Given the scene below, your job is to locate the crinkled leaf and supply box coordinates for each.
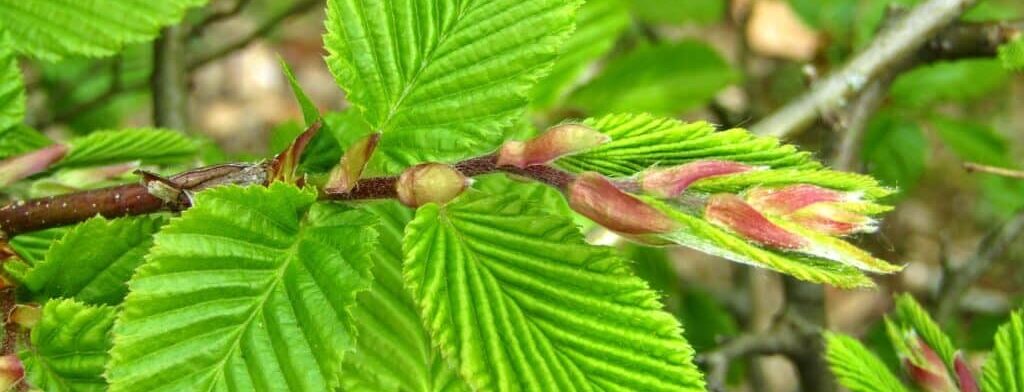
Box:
[19,299,116,392]
[887,294,958,369]
[107,184,378,391]
[983,310,1024,391]
[0,0,208,61]
[57,129,198,169]
[568,42,738,115]
[324,0,580,174]
[998,37,1024,71]
[16,216,161,305]
[531,0,629,109]
[341,201,469,392]
[825,332,910,392]
[471,174,573,218]
[890,59,1009,109]
[403,190,705,391]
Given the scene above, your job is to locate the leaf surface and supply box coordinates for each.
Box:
[0,45,50,159]
[58,129,198,168]
[825,332,909,392]
[983,310,1024,392]
[20,299,116,392]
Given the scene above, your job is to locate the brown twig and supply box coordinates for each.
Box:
[963,162,1024,179]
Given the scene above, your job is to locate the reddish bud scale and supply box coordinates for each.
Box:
[904,359,954,392]
[325,132,381,194]
[0,355,22,389]
[640,160,755,198]
[567,172,676,235]
[789,203,874,236]
[954,353,979,392]
[0,144,68,187]
[496,124,610,168]
[746,184,845,215]
[705,194,806,250]
[268,121,321,184]
[396,163,468,208]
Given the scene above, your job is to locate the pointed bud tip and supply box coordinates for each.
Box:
[0,144,69,186]
[954,352,979,392]
[325,132,381,194]
[496,124,609,168]
[705,194,806,250]
[397,163,468,208]
[568,172,676,235]
[746,184,847,215]
[269,121,322,184]
[641,160,755,198]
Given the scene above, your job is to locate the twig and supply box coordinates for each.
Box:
[934,211,1024,324]
[153,26,190,130]
[830,77,891,172]
[781,277,835,391]
[187,0,322,70]
[698,324,803,392]
[0,154,576,237]
[963,162,1024,179]
[189,0,254,38]
[751,0,983,138]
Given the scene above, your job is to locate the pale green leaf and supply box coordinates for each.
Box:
[888,294,957,369]
[631,0,725,24]
[403,191,705,391]
[0,0,208,61]
[341,201,469,392]
[107,184,378,391]
[18,216,162,305]
[58,128,198,168]
[324,0,580,173]
[471,174,573,218]
[890,59,1009,108]
[999,37,1024,71]
[531,0,630,109]
[0,45,51,158]
[824,332,909,392]
[983,310,1024,392]
[568,42,739,115]
[20,299,116,392]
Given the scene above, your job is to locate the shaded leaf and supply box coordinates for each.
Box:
[58,129,198,169]
[890,59,1009,109]
[862,111,927,194]
[20,299,115,392]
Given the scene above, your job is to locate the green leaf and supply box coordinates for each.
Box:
[403,191,705,391]
[862,111,927,194]
[569,42,738,115]
[888,294,958,368]
[107,184,378,391]
[0,0,208,61]
[998,37,1024,71]
[7,227,68,266]
[341,201,469,392]
[531,0,630,109]
[280,58,321,126]
[17,216,161,305]
[890,59,1009,109]
[824,332,909,392]
[0,45,50,159]
[930,115,1010,166]
[631,0,725,24]
[324,0,580,173]
[58,129,198,169]
[983,310,1024,392]
[20,299,116,392]
[471,174,573,218]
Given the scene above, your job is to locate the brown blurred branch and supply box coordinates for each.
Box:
[934,211,1024,324]
[751,0,1017,138]
[964,162,1024,179]
[699,325,803,392]
[187,0,323,70]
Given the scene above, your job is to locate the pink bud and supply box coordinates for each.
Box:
[904,359,955,392]
[746,184,846,215]
[0,144,68,186]
[396,163,468,208]
[10,304,39,328]
[325,133,380,194]
[567,172,677,235]
[954,352,979,392]
[268,121,321,184]
[496,124,610,168]
[0,355,23,389]
[705,194,806,250]
[788,203,875,236]
[640,160,755,198]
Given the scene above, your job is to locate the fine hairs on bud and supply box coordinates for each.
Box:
[567,172,676,235]
[496,123,610,168]
[396,163,468,208]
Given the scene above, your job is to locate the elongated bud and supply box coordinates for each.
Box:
[567,172,676,235]
[268,121,321,184]
[789,202,876,236]
[746,184,846,215]
[0,144,68,187]
[641,160,755,198]
[325,133,380,194]
[904,336,955,392]
[954,353,979,392]
[497,124,609,168]
[705,194,806,250]
[397,163,468,207]
[0,355,23,390]
[10,304,39,328]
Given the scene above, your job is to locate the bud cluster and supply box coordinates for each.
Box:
[898,334,978,392]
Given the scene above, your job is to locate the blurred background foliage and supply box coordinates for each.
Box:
[10,0,1024,389]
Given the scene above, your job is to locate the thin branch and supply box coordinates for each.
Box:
[153,26,190,130]
[934,211,1024,324]
[963,162,1024,179]
[751,0,988,138]
[830,77,891,172]
[187,0,322,70]
[189,0,254,38]
[698,325,802,392]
